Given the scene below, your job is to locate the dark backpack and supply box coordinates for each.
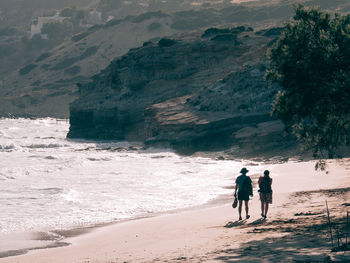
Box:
[241,177,253,196]
[259,177,272,193]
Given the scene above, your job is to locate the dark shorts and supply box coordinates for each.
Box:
[238,191,249,201]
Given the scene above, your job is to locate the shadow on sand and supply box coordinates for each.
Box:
[214,225,350,262]
[216,187,350,262]
[224,220,246,228]
[225,218,266,228]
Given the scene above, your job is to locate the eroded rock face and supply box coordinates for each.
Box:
[143,95,277,153]
[68,29,295,154]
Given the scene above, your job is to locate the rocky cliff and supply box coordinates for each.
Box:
[67,27,298,155]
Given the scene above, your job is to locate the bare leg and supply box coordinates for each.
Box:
[238,200,243,220]
[261,201,265,217]
[244,200,249,218]
[264,202,269,217]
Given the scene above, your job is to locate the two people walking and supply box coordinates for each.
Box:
[234,167,273,220]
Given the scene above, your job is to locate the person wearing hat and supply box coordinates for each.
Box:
[234,167,253,220]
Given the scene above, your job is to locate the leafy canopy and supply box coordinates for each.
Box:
[266,5,350,161]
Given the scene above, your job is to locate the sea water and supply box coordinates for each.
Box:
[0,118,261,253]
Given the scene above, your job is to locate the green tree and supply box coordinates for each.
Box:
[266,5,350,165]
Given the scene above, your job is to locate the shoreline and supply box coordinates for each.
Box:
[0,189,234,259]
[1,159,349,262]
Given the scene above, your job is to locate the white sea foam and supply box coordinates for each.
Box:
[0,118,264,252]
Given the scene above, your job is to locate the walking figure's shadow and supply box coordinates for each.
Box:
[248,218,266,226]
[224,220,245,228]
[225,218,266,228]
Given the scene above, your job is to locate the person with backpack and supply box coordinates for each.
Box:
[258,170,273,218]
[234,167,253,220]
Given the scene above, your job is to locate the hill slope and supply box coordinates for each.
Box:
[1,0,349,118]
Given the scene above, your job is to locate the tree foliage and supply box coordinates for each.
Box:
[266,5,350,161]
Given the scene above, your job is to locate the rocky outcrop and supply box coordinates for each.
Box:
[67,28,297,155]
[143,95,277,153]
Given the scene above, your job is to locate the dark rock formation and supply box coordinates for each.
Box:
[68,29,296,155]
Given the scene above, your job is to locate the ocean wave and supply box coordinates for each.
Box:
[61,189,81,203]
[0,118,244,248]
[44,156,57,160]
[0,173,16,180]
[87,157,112,161]
[0,144,16,151]
[38,188,64,195]
[23,143,63,149]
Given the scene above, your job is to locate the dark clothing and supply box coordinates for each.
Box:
[238,191,250,201]
[235,174,252,201]
[235,174,249,190]
[258,176,272,193]
[258,176,273,204]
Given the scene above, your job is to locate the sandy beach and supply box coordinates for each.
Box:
[1,159,350,263]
